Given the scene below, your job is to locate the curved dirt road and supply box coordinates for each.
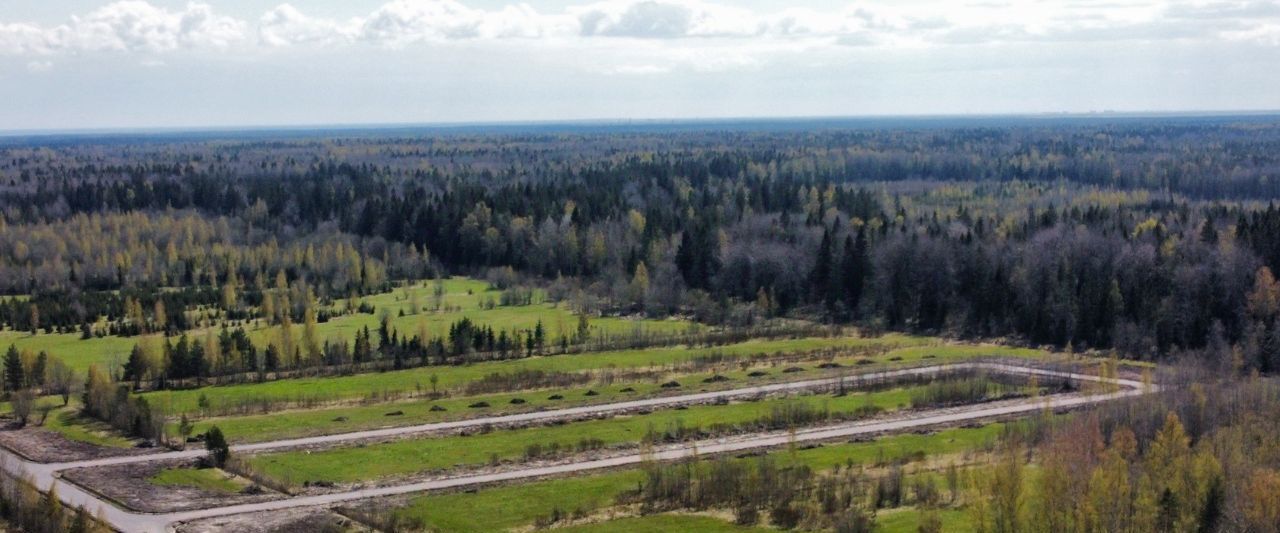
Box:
[0,362,1152,532]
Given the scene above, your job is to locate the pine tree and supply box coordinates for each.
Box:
[4,344,24,393]
[534,320,546,354]
[123,344,147,389]
[205,426,230,468]
[264,343,280,371]
[842,227,869,317]
[1200,216,1218,244]
[31,351,47,388]
[577,313,590,342]
[810,228,833,305]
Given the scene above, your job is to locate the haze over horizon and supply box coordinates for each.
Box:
[3,0,1278,131]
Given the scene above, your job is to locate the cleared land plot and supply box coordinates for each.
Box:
[373,423,1005,532]
[143,334,938,414]
[169,341,1046,443]
[554,514,771,532]
[238,375,1037,487]
[62,460,282,514]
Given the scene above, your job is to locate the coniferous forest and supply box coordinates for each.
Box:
[4,117,1280,533]
[3,117,1280,365]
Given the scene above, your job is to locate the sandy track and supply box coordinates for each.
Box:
[0,362,1151,533]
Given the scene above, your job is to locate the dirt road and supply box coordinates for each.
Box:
[0,361,1152,532]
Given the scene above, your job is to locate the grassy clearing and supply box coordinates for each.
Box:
[171,345,901,443]
[555,514,770,532]
[148,468,244,494]
[40,331,1048,448]
[143,334,936,414]
[170,338,1044,440]
[244,385,934,485]
[876,506,974,532]
[311,277,692,346]
[0,396,134,448]
[0,278,690,375]
[561,508,971,533]
[43,403,136,448]
[385,423,1005,532]
[0,329,137,374]
[245,381,1021,486]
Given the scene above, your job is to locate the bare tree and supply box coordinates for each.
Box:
[47,358,76,406]
[10,389,35,427]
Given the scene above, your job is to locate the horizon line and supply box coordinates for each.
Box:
[4,109,1280,139]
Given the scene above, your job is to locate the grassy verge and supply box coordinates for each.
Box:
[43,403,136,448]
[149,468,244,494]
[381,423,1006,532]
[556,514,771,532]
[144,334,938,414]
[241,373,1044,487]
[38,336,1051,451]
[172,340,1045,443]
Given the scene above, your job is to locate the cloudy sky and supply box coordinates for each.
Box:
[1,0,1278,130]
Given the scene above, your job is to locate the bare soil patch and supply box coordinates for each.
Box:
[176,507,370,533]
[62,459,285,513]
[0,426,146,463]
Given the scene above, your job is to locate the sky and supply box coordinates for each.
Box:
[1,0,1278,131]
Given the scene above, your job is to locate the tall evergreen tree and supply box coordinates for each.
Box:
[123,344,147,389]
[841,227,869,317]
[810,229,833,306]
[3,344,23,393]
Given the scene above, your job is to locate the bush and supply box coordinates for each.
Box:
[10,389,34,427]
[205,426,230,468]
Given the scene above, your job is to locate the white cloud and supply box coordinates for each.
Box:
[256,1,570,47]
[0,1,244,55]
[57,1,244,52]
[2,0,1279,58]
[357,0,484,44]
[1,22,57,55]
[575,0,762,38]
[259,4,354,47]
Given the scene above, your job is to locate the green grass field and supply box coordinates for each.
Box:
[877,506,974,532]
[555,514,770,532]
[44,402,135,448]
[385,422,1006,532]
[166,338,1046,444]
[142,334,935,414]
[170,340,927,443]
[149,468,244,494]
[315,277,693,345]
[243,385,932,485]
[0,329,138,374]
[558,508,972,533]
[0,277,691,374]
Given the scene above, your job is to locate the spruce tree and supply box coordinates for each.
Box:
[841,227,869,317]
[3,344,24,393]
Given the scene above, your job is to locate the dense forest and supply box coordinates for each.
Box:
[3,117,1280,368]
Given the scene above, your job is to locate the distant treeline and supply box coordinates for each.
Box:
[3,120,1280,364]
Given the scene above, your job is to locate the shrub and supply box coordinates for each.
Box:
[205,426,230,468]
